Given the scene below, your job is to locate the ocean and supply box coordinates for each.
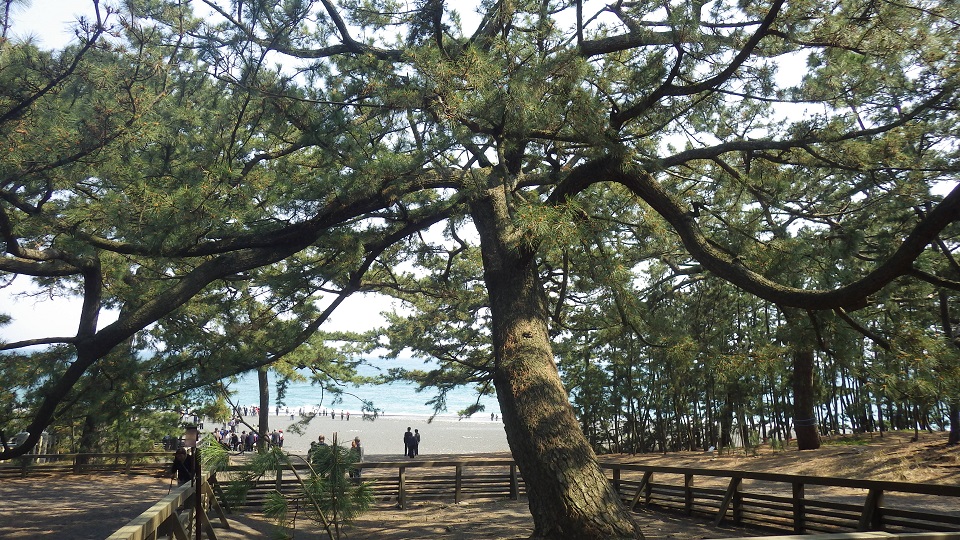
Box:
[223,357,502,421]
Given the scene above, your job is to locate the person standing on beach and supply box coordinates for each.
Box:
[414,429,421,456]
[403,427,413,457]
[349,437,363,480]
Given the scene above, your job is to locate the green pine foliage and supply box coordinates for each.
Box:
[225,441,371,540]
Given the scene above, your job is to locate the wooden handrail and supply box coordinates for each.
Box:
[597,463,960,535]
[595,463,960,497]
[107,475,229,540]
[0,451,172,478]
[7,451,959,537]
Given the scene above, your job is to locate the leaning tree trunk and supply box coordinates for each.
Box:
[470,190,641,540]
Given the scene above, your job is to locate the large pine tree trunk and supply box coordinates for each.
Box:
[77,413,101,465]
[471,191,641,540]
[780,309,821,451]
[792,349,821,450]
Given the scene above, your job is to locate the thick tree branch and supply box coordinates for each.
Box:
[550,156,960,311]
[0,194,460,460]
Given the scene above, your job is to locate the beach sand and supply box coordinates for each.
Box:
[223,413,511,457]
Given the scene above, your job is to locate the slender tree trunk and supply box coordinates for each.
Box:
[948,404,959,446]
[876,392,886,436]
[471,190,641,540]
[257,367,270,451]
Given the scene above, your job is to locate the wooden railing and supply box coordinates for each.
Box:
[217,459,960,536]
[0,451,170,478]
[106,475,230,540]
[214,458,524,510]
[599,463,960,535]
[5,452,959,537]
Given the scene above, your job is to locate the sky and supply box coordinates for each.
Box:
[7,0,94,49]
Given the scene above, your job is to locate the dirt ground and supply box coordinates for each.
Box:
[1,431,957,539]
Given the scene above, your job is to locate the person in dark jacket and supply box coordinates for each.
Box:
[403,427,414,458]
[170,448,194,485]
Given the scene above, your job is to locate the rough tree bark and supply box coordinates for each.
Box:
[777,308,822,451]
[792,349,822,450]
[470,187,641,540]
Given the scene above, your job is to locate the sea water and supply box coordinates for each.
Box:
[223,357,502,421]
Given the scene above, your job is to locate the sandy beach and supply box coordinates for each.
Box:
[220,413,511,457]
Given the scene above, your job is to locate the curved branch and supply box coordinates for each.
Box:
[199,0,402,61]
[834,307,891,351]
[652,81,956,172]
[611,0,785,129]
[0,197,460,460]
[550,156,960,311]
[0,336,78,350]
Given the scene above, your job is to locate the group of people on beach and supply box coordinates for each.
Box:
[403,427,421,458]
[308,434,364,479]
[210,424,285,453]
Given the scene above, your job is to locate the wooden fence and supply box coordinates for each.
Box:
[4,452,959,538]
[213,458,524,510]
[0,451,170,478]
[216,459,960,536]
[599,463,960,535]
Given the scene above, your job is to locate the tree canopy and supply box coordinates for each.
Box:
[1,0,959,538]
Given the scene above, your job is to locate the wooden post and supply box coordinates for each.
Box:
[195,447,201,540]
[509,464,518,500]
[455,464,463,503]
[203,478,230,529]
[792,481,805,534]
[859,488,884,531]
[398,465,407,509]
[714,476,742,526]
[157,510,190,540]
[612,467,622,497]
[629,471,653,511]
[684,473,695,515]
[732,476,743,524]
